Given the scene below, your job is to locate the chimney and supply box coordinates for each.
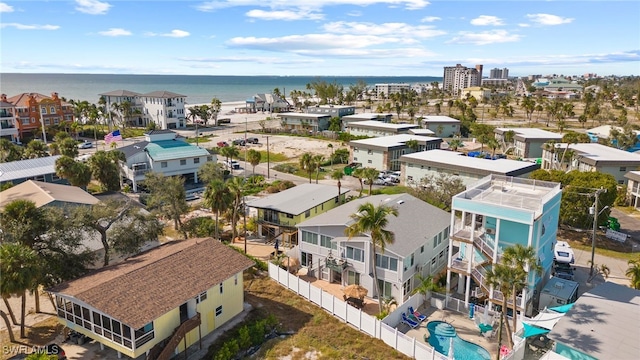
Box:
[0,94,6,102]
[51,92,59,100]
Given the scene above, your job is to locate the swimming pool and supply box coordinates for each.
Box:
[426,321,491,360]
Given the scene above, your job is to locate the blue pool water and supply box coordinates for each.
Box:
[426,321,491,360]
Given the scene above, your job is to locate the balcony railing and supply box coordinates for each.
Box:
[449,252,470,274]
[0,111,13,118]
[149,312,201,360]
[474,234,496,260]
[258,217,296,227]
[1,121,15,129]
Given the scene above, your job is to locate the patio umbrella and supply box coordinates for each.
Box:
[286,257,300,270]
[343,284,368,299]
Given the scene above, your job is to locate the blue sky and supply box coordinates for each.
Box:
[1,0,638,76]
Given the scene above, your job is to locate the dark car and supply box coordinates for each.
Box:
[246,137,259,144]
[232,139,246,146]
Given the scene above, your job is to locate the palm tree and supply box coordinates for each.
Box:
[247,149,262,175]
[411,274,441,308]
[299,152,314,183]
[210,97,222,126]
[486,138,500,158]
[362,167,379,196]
[405,139,419,153]
[203,179,232,240]
[312,154,325,183]
[344,202,398,312]
[55,156,92,188]
[24,140,49,159]
[448,137,464,152]
[485,263,516,349]
[0,242,40,338]
[227,177,246,245]
[626,256,640,289]
[331,169,344,204]
[501,244,542,334]
[352,167,365,197]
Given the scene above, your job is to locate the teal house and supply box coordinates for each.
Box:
[446,174,562,316]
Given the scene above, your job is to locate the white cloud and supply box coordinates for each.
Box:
[98,28,132,36]
[245,9,324,21]
[0,2,14,12]
[196,0,430,12]
[421,16,441,23]
[448,30,521,45]
[0,23,60,30]
[347,10,362,17]
[322,21,446,39]
[75,0,111,15]
[470,15,504,26]
[180,56,324,65]
[518,23,530,28]
[163,29,190,38]
[526,13,573,26]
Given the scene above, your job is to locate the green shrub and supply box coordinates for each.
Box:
[272,163,298,173]
[237,325,252,349]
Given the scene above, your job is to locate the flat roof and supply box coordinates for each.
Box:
[0,180,99,209]
[0,155,62,182]
[342,113,393,120]
[350,134,441,149]
[453,174,561,214]
[144,140,210,161]
[556,143,640,165]
[496,128,563,140]
[547,282,640,360]
[587,125,640,138]
[349,120,419,130]
[247,183,349,215]
[49,238,254,329]
[421,116,461,124]
[277,112,331,119]
[297,193,450,257]
[409,129,436,135]
[625,170,640,183]
[400,150,539,175]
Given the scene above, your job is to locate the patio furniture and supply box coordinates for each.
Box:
[344,296,364,309]
[402,312,419,328]
[409,306,427,322]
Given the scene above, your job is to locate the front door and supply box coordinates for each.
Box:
[179,303,188,323]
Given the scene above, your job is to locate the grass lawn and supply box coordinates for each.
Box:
[366,185,412,196]
[184,135,214,144]
[236,150,289,163]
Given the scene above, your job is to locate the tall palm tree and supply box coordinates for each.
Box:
[485,263,516,349]
[501,244,542,334]
[362,167,379,196]
[210,98,222,126]
[352,167,365,197]
[247,149,262,175]
[448,137,464,152]
[331,169,344,204]
[299,152,314,183]
[626,256,640,289]
[405,139,419,153]
[203,179,232,240]
[227,177,246,244]
[344,202,398,312]
[312,154,325,183]
[486,138,500,158]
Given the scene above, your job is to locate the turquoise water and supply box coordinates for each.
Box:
[427,321,491,360]
[0,73,441,104]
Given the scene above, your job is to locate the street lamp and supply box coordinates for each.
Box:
[589,188,608,276]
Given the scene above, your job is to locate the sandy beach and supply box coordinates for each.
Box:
[186,100,277,127]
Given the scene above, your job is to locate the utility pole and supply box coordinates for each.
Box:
[590,187,607,276]
[244,117,248,254]
[265,135,270,179]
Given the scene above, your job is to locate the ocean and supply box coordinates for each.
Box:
[0,73,441,105]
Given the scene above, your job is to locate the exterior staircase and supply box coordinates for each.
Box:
[147,313,201,360]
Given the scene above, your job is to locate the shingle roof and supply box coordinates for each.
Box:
[0,180,99,209]
[140,90,187,98]
[7,93,50,107]
[117,141,149,159]
[547,282,640,360]
[247,183,349,215]
[98,90,142,97]
[297,193,451,257]
[48,238,254,329]
[144,140,210,161]
[0,155,61,182]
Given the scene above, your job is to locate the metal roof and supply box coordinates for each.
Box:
[547,282,640,360]
[421,116,461,124]
[247,183,349,215]
[0,155,61,182]
[495,128,563,140]
[350,134,441,149]
[349,121,419,130]
[144,140,210,161]
[297,193,451,257]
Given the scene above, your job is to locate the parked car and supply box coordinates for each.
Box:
[217,141,229,147]
[365,177,391,186]
[78,140,93,149]
[226,160,240,169]
[554,241,575,264]
[246,137,259,144]
[232,139,246,146]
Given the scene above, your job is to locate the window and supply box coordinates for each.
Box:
[368,150,373,155]
[410,253,415,266]
[161,162,168,168]
[305,209,311,218]
[195,291,207,303]
[375,254,398,271]
[219,283,223,294]
[301,251,313,266]
[420,245,424,253]
[353,157,358,161]
[320,235,336,249]
[335,196,339,204]
[377,279,393,298]
[403,279,412,296]
[194,158,200,164]
[22,118,29,125]
[215,306,222,316]
[620,167,626,172]
[234,274,238,285]
[301,231,318,245]
[286,213,294,218]
[180,159,187,166]
[31,117,36,123]
[41,107,47,114]
[367,160,372,164]
[50,106,55,113]
[346,270,360,285]
[346,246,364,262]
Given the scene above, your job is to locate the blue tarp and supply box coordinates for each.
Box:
[522,323,550,338]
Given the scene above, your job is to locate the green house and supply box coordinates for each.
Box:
[248,183,349,247]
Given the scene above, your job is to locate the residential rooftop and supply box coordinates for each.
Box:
[547,282,640,360]
[342,113,393,120]
[297,193,451,257]
[0,180,99,209]
[348,120,419,130]
[495,128,563,140]
[555,143,640,164]
[140,90,187,98]
[277,112,331,119]
[400,150,539,176]
[48,238,254,329]
[625,170,640,183]
[247,183,349,215]
[421,116,461,124]
[350,134,442,149]
[587,124,640,138]
[144,140,210,161]
[0,155,62,182]
[98,90,142,97]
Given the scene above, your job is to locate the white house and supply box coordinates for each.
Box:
[421,116,461,137]
[277,113,331,132]
[297,193,451,304]
[341,113,393,131]
[400,149,540,187]
[118,130,214,191]
[139,91,187,130]
[346,121,419,137]
[625,171,640,210]
[350,134,442,171]
[374,84,411,99]
[0,95,19,143]
[541,143,640,184]
[306,105,356,118]
[494,128,563,159]
[245,93,291,113]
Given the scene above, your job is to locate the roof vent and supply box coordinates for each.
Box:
[397,200,404,205]
[554,282,564,289]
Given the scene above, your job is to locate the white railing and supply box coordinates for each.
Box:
[474,235,495,259]
[268,263,446,359]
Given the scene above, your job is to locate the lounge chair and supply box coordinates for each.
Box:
[409,306,427,322]
[401,312,419,328]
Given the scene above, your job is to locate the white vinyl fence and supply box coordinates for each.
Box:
[268,263,448,359]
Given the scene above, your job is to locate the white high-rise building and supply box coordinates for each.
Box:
[489,68,509,79]
[443,64,483,96]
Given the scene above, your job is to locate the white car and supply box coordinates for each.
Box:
[226,160,240,170]
[78,141,93,149]
[554,241,575,264]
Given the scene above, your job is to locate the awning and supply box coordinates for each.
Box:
[522,323,550,338]
[523,309,565,333]
[549,303,574,313]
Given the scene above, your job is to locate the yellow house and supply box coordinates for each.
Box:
[461,86,490,100]
[248,183,349,247]
[48,238,254,359]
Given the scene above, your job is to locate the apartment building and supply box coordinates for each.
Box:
[350,134,442,171]
[374,83,411,99]
[489,68,509,79]
[443,64,483,96]
[99,90,187,130]
[346,121,419,137]
[0,95,19,143]
[5,92,74,140]
[494,128,563,159]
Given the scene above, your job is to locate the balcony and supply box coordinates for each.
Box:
[0,111,13,118]
[1,121,15,129]
[448,252,470,275]
[258,217,296,228]
[325,255,348,272]
[451,224,483,244]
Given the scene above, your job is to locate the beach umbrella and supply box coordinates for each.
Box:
[343,284,368,299]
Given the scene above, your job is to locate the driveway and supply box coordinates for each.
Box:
[610,208,640,242]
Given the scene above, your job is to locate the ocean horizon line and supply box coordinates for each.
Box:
[2,72,444,78]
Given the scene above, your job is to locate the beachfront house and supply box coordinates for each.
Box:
[0,180,99,210]
[0,94,19,143]
[400,150,540,187]
[277,113,331,133]
[346,121,419,137]
[99,90,144,127]
[494,128,563,159]
[341,113,393,131]
[447,175,562,316]
[247,184,349,248]
[245,93,291,113]
[296,193,451,304]
[0,155,65,187]
[48,238,254,360]
[139,91,187,129]
[117,130,214,192]
[349,134,442,171]
[5,92,74,141]
[541,143,640,184]
[421,116,461,137]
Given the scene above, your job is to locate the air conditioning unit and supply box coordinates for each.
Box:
[486,228,496,235]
